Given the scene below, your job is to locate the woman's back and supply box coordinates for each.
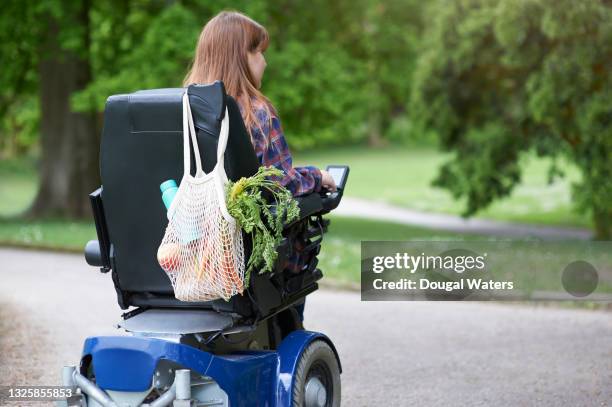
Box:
[183,9,337,323]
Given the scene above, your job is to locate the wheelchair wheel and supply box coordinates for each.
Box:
[292,340,341,407]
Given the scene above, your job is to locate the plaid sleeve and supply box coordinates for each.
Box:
[251,107,322,197]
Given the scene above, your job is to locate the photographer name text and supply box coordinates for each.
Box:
[369,252,514,292]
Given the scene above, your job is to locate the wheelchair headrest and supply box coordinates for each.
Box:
[99,81,259,296]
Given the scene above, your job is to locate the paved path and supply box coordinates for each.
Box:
[335,197,592,240]
[1,248,610,406]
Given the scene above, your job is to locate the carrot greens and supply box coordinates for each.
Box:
[226,166,300,286]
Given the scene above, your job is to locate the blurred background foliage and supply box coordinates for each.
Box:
[411,0,612,238]
[1,0,426,153]
[0,0,610,237]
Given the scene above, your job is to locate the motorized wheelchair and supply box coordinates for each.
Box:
[57,82,349,406]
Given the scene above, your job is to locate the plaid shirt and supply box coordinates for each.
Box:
[240,101,322,273]
[246,104,323,196]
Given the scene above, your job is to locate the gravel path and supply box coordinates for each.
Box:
[335,197,592,240]
[1,248,610,406]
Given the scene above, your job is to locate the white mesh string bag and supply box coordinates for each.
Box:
[156,91,245,302]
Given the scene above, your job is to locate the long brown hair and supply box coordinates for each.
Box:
[183,11,274,146]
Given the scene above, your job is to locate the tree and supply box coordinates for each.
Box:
[31,2,100,218]
[411,0,612,239]
[1,1,101,218]
[0,0,200,218]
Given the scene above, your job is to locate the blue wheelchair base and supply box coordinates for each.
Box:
[79,330,341,406]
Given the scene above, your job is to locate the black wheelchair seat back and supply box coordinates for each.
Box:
[93,81,326,318]
[99,82,261,313]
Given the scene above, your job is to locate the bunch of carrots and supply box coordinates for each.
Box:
[225,166,300,287]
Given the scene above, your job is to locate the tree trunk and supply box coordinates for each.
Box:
[366,79,388,148]
[26,6,99,219]
[592,208,611,240]
[367,111,388,148]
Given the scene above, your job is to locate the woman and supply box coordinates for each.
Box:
[183,10,337,323]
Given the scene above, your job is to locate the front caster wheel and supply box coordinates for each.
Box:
[292,340,341,407]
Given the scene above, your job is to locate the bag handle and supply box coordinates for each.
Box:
[215,105,230,171]
[183,91,230,178]
[182,91,203,177]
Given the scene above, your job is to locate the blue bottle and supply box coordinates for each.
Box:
[160,179,178,210]
[160,179,199,245]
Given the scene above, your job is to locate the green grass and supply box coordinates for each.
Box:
[0,217,96,251]
[294,144,591,228]
[0,156,38,217]
[0,158,97,251]
[0,146,591,229]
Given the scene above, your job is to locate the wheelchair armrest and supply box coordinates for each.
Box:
[319,189,343,213]
[268,193,324,229]
[86,187,112,273]
[295,193,324,221]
